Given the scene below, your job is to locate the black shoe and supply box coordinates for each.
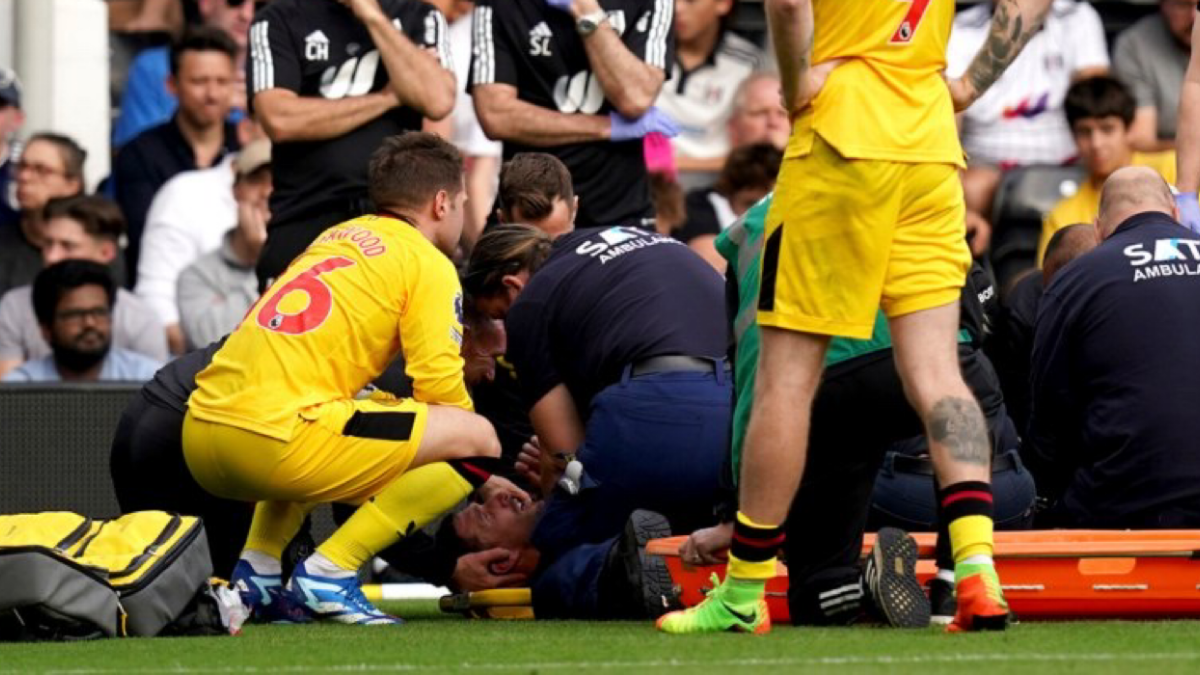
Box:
[863,528,931,628]
[602,509,683,619]
[927,576,956,626]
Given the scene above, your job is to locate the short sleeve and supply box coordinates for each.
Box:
[1065,3,1110,73]
[468,0,520,89]
[1113,30,1155,108]
[248,6,301,100]
[504,296,562,407]
[405,4,455,72]
[624,0,675,72]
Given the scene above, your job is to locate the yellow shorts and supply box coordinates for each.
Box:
[759,134,971,339]
[182,397,429,506]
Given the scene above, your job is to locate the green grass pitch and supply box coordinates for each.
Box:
[4,602,1200,674]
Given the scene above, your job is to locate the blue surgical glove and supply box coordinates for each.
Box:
[545,0,573,11]
[609,107,680,142]
[1176,191,1200,234]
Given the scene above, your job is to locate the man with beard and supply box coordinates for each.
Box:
[2,260,161,382]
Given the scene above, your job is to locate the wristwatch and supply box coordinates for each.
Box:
[576,10,609,37]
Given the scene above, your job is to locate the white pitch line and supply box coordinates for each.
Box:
[9,652,1200,675]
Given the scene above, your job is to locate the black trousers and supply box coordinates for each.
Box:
[785,346,1016,625]
[109,391,253,579]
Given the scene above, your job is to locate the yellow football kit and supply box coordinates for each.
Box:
[183,214,470,505]
[761,0,971,339]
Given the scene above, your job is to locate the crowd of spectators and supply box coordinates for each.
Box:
[4,0,1200,611]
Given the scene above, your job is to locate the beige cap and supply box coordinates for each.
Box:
[233,138,271,176]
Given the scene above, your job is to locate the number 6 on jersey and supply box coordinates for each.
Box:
[256,256,356,335]
[890,0,932,44]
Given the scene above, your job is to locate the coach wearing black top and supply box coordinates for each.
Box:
[247,0,454,287]
[470,0,677,230]
[466,224,729,617]
[1029,167,1200,529]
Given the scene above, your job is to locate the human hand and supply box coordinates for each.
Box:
[786,59,843,117]
[678,522,733,567]
[451,548,528,591]
[610,107,680,142]
[945,76,977,113]
[965,210,992,258]
[334,0,387,24]
[1176,192,1200,234]
[515,436,544,494]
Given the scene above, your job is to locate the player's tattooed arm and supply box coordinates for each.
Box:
[949,0,1053,112]
[765,0,815,114]
[929,397,991,467]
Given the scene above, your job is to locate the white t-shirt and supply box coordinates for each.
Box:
[134,158,236,325]
[947,0,1109,167]
[450,14,502,158]
[657,31,765,160]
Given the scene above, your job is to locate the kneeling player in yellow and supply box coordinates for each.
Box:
[182,133,506,625]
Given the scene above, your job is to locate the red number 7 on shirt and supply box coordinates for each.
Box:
[889,0,932,44]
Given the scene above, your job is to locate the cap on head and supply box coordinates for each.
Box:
[234,138,271,177]
[0,67,22,109]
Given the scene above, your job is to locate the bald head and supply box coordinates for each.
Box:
[1043,223,1099,286]
[1096,166,1176,239]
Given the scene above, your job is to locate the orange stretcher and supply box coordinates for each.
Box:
[646,530,1200,622]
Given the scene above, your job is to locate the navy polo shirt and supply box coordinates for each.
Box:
[505,226,726,413]
[1028,211,1200,526]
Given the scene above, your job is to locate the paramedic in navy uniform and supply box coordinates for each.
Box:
[469,0,677,230]
[464,223,730,617]
[1028,167,1200,529]
[247,0,455,288]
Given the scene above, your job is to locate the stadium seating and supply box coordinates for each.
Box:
[988,165,1088,296]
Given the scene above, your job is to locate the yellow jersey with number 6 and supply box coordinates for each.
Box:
[188,215,472,442]
[791,0,963,167]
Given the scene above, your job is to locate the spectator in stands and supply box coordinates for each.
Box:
[674,142,782,271]
[1114,0,1194,152]
[0,68,25,229]
[113,0,256,149]
[726,72,790,153]
[0,196,167,379]
[948,0,1109,250]
[657,0,765,172]
[176,151,270,350]
[113,27,241,287]
[1029,167,1200,528]
[2,261,161,383]
[248,0,455,290]
[471,0,678,231]
[0,133,87,296]
[136,138,270,354]
[1038,77,1175,264]
[494,153,577,238]
[1175,0,1200,233]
